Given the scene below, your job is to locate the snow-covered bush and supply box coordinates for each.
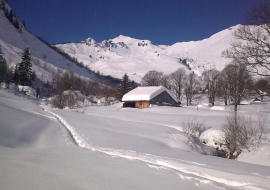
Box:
[18,85,36,97]
[52,91,78,109]
[96,96,119,106]
[200,129,227,157]
[52,95,67,109]
[0,82,8,89]
[73,91,85,102]
[88,95,99,103]
[52,90,96,109]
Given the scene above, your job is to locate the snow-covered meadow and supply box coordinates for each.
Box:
[1,89,270,190]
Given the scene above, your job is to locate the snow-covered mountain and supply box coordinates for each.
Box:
[55,26,236,83]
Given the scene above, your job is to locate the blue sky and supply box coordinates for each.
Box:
[9,0,256,45]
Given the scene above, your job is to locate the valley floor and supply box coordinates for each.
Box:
[0,90,270,190]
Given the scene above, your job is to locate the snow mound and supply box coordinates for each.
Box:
[200,128,224,148]
[18,85,36,97]
[210,106,226,111]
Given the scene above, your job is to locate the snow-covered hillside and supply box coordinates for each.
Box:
[0,7,96,83]
[55,26,236,83]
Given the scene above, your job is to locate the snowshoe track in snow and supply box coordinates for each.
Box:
[43,107,269,190]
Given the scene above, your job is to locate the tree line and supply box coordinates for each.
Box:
[0,46,34,87]
[0,0,25,33]
[141,65,269,111]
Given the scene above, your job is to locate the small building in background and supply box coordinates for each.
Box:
[122,86,179,108]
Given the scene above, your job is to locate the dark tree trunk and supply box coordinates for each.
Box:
[234,104,238,112]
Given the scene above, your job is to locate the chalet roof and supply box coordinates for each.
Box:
[122,86,178,102]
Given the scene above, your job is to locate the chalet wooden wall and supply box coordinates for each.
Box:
[135,101,149,108]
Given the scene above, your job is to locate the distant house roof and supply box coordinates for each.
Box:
[122,86,178,102]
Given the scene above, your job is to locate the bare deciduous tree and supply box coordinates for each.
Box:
[222,63,252,111]
[222,0,270,76]
[182,118,206,138]
[160,74,171,90]
[202,69,221,106]
[222,111,267,159]
[253,78,269,101]
[184,72,198,106]
[170,68,187,100]
[141,70,164,86]
[218,71,230,105]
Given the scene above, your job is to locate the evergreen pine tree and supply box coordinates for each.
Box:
[23,20,26,28]
[0,0,5,11]
[13,64,19,85]
[4,8,8,18]
[118,73,131,99]
[13,16,20,30]
[8,9,13,22]
[18,47,33,86]
[0,46,8,83]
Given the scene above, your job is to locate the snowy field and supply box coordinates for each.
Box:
[0,90,270,190]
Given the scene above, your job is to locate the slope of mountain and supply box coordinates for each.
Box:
[55,27,237,83]
[0,6,96,84]
[165,27,235,72]
[55,36,186,83]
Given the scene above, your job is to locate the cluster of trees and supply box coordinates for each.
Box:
[219,0,270,159]
[0,46,34,87]
[0,0,24,33]
[50,68,121,99]
[141,64,269,111]
[51,70,100,96]
[14,47,35,86]
[201,63,254,111]
[141,69,200,106]
[50,69,120,108]
[0,46,12,84]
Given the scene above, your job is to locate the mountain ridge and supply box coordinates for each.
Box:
[54,26,237,82]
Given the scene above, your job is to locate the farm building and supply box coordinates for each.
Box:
[122,86,179,108]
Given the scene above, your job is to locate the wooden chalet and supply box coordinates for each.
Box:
[122,86,179,108]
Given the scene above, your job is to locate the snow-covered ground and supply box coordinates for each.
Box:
[1,89,270,190]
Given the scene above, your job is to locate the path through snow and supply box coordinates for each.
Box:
[42,106,270,190]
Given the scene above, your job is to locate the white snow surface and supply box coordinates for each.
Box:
[122,86,178,102]
[1,90,270,190]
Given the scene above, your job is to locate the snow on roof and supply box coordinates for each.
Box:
[122,86,178,102]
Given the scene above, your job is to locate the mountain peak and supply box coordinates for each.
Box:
[81,37,96,46]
